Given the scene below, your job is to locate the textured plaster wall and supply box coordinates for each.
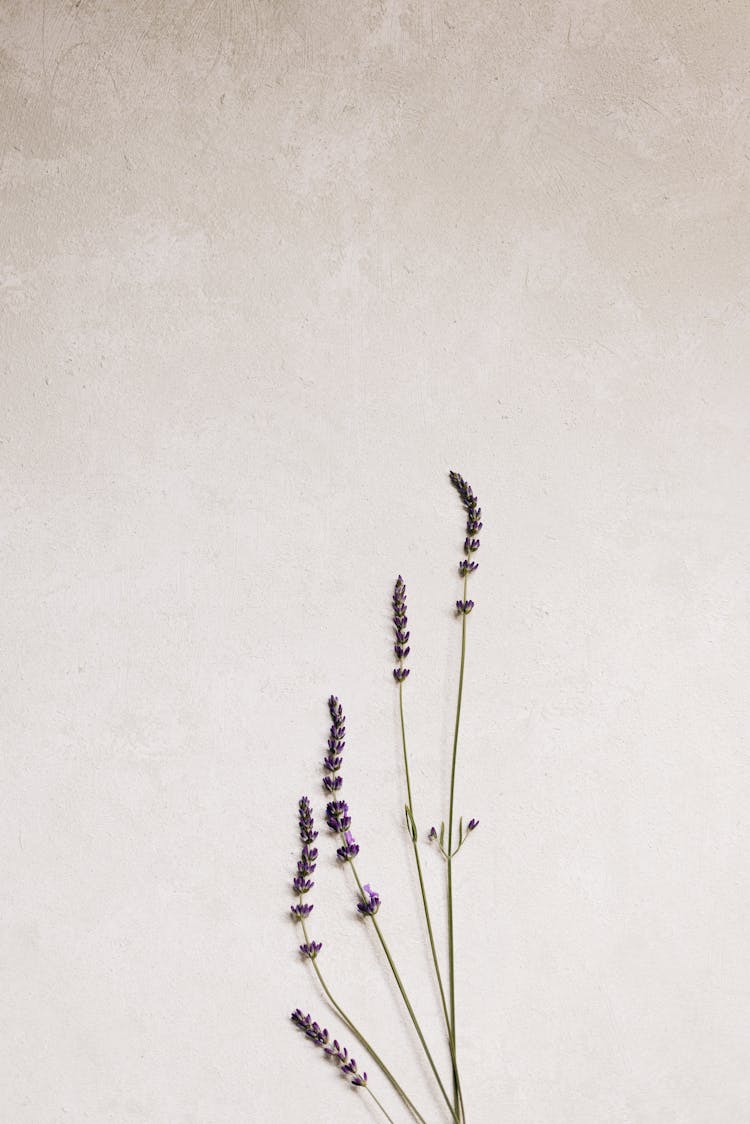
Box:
[1,2,749,1122]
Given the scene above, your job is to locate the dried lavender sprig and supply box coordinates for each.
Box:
[446,470,482,1122]
[323,696,460,1123]
[290,801,428,1124]
[290,1011,397,1123]
[392,574,462,1115]
[290,1010,367,1086]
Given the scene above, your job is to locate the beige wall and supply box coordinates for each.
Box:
[2,3,749,1121]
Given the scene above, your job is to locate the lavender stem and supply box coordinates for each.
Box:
[446,572,468,1121]
[298,902,428,1124]
[366,1088,398,1124]
[347,857,460,1124]
[399,679,466,1123]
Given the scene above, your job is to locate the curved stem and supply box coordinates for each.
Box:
[446,573,469,1120]
[348,860,460,1123]
[299,910,427,1124]
[399,682,465,1121]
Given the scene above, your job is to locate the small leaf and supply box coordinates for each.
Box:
[404,805,418,842]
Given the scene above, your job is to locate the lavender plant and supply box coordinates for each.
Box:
[289,471,482,1122]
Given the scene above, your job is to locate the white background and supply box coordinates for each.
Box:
[2,2,749,1122]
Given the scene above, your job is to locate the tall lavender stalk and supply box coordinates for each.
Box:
[393,577,464,1118]
[291,796,427,1123]
[323,696,460,1123]
[444,470,482,1121]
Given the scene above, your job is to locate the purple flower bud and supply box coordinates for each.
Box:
[456,599,475,614]
[459,558,479,574]
[290,902,314,918]
[357,883,381,915]
[428,826,438,840]
[393,667,410,681]
[467,818,479,831]
[298,796,318,844]
[293,874,314,894]
[336,829,360,861]
[342,1056,368,1086]
[297,844,317,874]
[326,799,351,833]
[324,1038,347,1062]
[323,774,343,792]
[299,940,322,959]
[291,1010,328,1047]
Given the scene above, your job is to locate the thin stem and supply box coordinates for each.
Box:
[399,682,465,1121]
[299,909,427,1124]
[348,860,460,1124]
[366,1087,398,1124]
[446,573,469,1120]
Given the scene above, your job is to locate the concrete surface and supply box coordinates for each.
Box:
[1,2,749,1121]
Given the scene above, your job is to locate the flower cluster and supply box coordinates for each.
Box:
[392,575,410,682]
[323,695,346,792]
[450,469,482,575]
[290,1010,368,1087]
[337,829,360,861]
[356,883,381,916]
[299,940,322,959]
[455,599,474,614]
[322,697,380,918]
[292,796,318,901]
[323,697,361,864]
[292,797,323,956]
[325,799,352,833]
[429,816,480,858]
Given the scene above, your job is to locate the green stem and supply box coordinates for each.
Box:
[348,860,460,1123]
[446,573,469,1120]
[399,682,466,1121]
[300,911,427,1124]
[366,1087,398,1124]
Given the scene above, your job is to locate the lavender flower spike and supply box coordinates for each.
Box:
[290,1010,368,1087]
[392,575,411,682]
[322,698,362,863]
[449,469,482,571]
[291,797,318,903]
